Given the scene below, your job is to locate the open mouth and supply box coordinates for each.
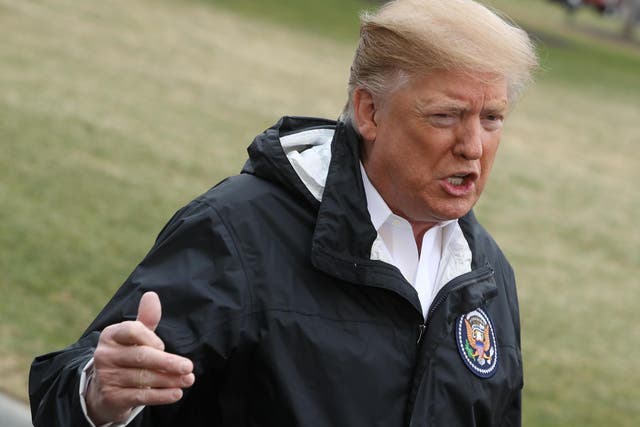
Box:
[447,174,470,186]
[442,172,479,196]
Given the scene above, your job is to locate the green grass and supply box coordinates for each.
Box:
[1,0,639,425]
[205,0,371,42]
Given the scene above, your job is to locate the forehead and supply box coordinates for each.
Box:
[395,70,509,110]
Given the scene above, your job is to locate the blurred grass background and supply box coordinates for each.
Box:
[1,0,639,425]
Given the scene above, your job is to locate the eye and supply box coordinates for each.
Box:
[428,113,457,127]
[481,114,504,131]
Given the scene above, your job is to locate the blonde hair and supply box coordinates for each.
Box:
[340,0,538,124]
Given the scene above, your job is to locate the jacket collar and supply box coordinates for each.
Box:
[243,116,377,268]
[244,116,495,315]
[311,121,378,266]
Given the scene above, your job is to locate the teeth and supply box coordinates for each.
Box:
[448,176,464,185]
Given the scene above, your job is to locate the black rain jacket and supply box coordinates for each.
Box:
[30,117,523,426]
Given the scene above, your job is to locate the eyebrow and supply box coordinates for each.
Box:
[415,97,508,115]
[415,97,465,112]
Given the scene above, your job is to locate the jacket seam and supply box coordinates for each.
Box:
[170,307,412,351]
[193,198,255,321]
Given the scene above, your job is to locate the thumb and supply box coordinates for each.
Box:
[136,291,162,332]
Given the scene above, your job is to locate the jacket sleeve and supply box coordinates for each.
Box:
[501,389,522,427]
[29,198,252,426]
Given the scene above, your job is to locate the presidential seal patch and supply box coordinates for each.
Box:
[456,308,498,378]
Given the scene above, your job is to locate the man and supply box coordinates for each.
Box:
[29,0,538,426]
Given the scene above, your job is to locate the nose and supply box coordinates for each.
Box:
[454,119,483,160]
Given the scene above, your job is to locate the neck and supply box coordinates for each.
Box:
[410,221,437,257]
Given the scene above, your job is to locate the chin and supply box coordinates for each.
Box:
[430,204,475,222]
[405,197,476,223]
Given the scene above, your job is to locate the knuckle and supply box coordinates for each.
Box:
[121,322,138,341]
[134,388,149,406]
[134,346,146,364]
[139,368,151,385]
[93,347,108,364]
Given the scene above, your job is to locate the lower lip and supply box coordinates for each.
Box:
[441,178,475,197]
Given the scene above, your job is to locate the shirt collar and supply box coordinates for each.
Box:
[360,163,393,231]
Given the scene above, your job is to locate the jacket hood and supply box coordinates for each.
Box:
[242,116,339,210]
[242,116,383,281]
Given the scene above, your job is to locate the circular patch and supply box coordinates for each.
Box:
[456,308,498,378]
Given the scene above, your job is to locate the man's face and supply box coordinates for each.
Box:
[356,70,509,226]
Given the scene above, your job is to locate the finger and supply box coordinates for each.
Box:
[100,367,195,390]
[100,385,186,409]
[136,291,162,332]
[109,321,165,349]
[96,344,193,375]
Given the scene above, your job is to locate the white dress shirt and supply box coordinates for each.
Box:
[360,163,457,318]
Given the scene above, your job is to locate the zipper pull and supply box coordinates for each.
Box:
[417,324,426,344]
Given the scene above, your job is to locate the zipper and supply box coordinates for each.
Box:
[416,264,494,345]
[416,324,426,344]
[408,264,494,426]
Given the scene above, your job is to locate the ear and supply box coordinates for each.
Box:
[353,87,378,143]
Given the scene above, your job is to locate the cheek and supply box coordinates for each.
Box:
[483,136,501,164]
[483,151,497,172]
[479,144,500,185]
[384,133,425,171]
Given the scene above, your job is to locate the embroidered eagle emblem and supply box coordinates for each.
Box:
[456,308,498,378]
[465,317,492,363]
